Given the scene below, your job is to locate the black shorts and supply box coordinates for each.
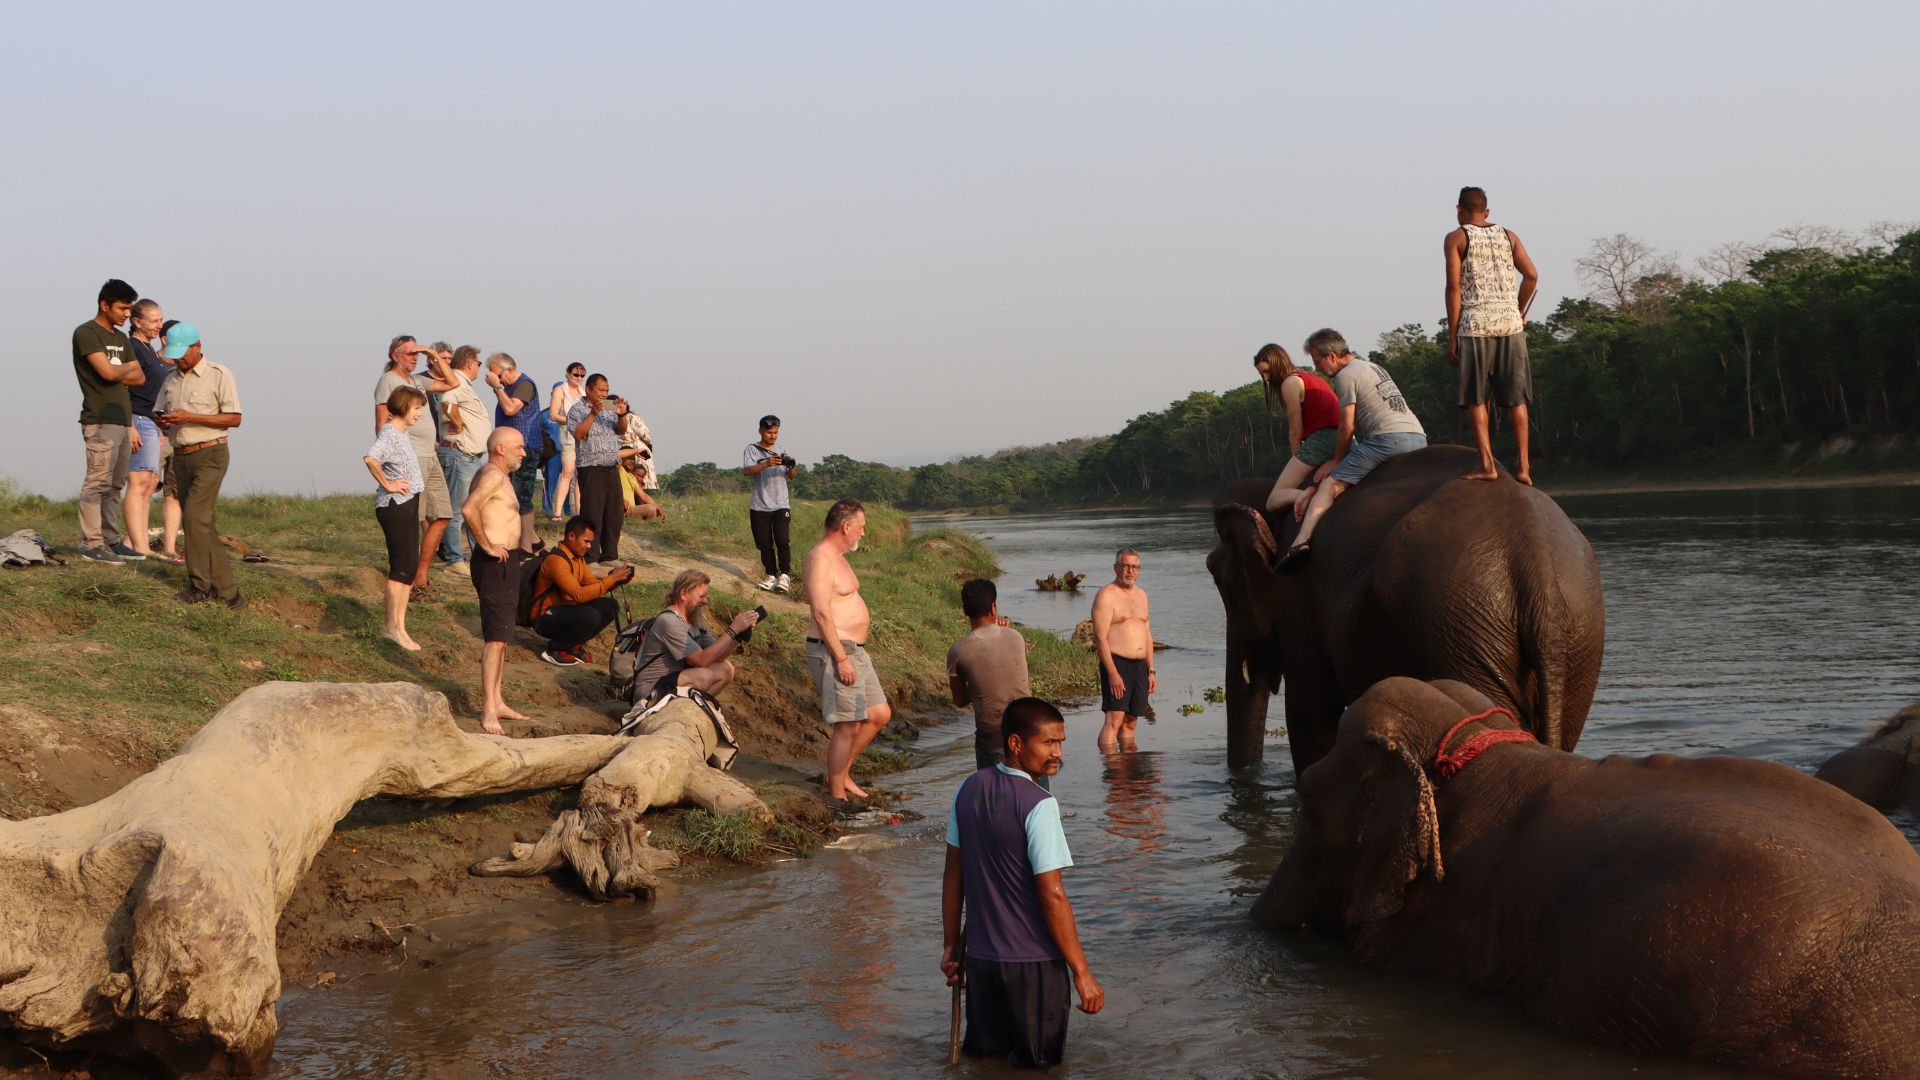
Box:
[963,956,1071,1068]
[470,547,524,644]
[375,498,420,584]
[1100,654,1150,717]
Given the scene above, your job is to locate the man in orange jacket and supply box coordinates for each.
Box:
[531,515,635,666]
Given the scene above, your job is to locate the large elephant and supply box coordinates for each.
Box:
[1815,701,1920,813]
[1208,445,1603,771]
[1254,676,1920,1077]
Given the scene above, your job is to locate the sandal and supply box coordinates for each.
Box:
[1275,542,1313,572]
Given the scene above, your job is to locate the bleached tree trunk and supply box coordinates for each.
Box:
[472,698,771,901]
[0,682,629,1076]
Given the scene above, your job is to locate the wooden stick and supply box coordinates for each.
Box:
[948,983,963,1065]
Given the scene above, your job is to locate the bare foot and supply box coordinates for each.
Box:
[844,779,870,800]
[1460,468,1500,481]
[500,706,532,722]
[481,715,507,736]
[1292,484,1316,523]
[1515,471,1534,486]
[384,630,422,652]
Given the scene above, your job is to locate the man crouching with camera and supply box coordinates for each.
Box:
[633,568,762,703]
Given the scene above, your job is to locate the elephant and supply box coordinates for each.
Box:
[1254,676,1920,1077]
[1208,445,1603,771]
[1815,701,1920,814]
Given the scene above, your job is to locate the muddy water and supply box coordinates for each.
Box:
[274,487,1920,1078]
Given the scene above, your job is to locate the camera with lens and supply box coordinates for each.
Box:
[735,604,769,645]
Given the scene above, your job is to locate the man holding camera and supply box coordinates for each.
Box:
[566,373,630,563]
[742,414,798,593]
[633,569,762,701]
[529,515,634,666]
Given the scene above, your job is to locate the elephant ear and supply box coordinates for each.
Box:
[1213,502,1279,566]
[1344,725,1445,927]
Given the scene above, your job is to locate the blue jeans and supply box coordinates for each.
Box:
[438,445,485,563]
[1331,432,1427,486]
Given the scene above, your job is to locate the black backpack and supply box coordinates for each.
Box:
[514,549,566,629]
[609,607,667,701]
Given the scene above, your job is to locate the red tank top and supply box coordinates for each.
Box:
[1292,371,1339,437]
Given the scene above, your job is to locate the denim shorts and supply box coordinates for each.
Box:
[130,415,163,474]
[1331,432,1427,486]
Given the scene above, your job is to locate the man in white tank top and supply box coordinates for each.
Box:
[1445,186,1540,484]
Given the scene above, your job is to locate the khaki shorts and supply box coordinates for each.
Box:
[805,640,887,725]
[417,451,453,521]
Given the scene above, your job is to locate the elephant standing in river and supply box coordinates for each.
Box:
[1208,446,1603,770]
[1256,677,1920,1078]
[1816,701,1920,813]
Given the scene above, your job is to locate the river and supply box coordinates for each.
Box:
[273,486,1920,1078]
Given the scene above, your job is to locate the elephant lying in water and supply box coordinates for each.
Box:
[1255,677,1920,1077]
[1815,702,1920,814]
[1208,445,1604,771]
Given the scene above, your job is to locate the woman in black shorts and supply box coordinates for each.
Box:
[365,385,428,651]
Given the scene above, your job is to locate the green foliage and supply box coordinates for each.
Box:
[662,810,765,862]
[856,746,913,774]
[1176,703,1204,716]
[1202,686,1225,704]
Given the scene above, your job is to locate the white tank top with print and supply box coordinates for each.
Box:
[1458,223,1524,338]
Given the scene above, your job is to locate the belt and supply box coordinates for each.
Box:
[437,441,481,454]
[806,637,866,648]
[177,437,227,455]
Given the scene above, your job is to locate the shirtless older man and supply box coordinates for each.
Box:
[805,497,892,801]
[462,427,533,735]
[1091,548,1155,751]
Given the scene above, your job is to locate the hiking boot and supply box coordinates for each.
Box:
[174,588,209,604]
[776,573,792,593]
[755,575,778,591]
[80,547,125,564]
[226,593,247,612]
[109,542,147,561]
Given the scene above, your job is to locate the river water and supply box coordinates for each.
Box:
[274,487,1920,1078]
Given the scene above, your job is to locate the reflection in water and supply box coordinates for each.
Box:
[1099,750,1168,858]
[1218,764,1297,898]
[809,852,900,1069]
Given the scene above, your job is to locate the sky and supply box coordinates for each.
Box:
[5,1,1915,496]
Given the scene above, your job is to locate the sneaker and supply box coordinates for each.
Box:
[775,573,792,593]
[540,649,581,667]
[755,575,778,591]
[80,547,125,564]
[226,593,247,612]
[109,542,147,561]
[572,645,593,664]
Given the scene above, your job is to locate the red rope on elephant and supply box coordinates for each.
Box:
[1432,706,1533,780]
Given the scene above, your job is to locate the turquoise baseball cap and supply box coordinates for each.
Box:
[161,322,200,360]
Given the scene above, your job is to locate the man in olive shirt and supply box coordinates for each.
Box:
[949,579,1036,781]
[153,323,245,609]
[71,278,148,564]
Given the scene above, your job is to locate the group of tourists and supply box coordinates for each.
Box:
[69,279,244,608]
[1259,185,1538,569]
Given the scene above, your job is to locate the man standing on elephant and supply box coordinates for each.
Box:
[1278,330,1427,571]
[1091,548,1154,751]
[1446,185,1540,484]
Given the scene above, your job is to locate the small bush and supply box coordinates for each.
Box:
[671,810,765,862]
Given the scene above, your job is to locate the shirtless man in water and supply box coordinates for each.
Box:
[805,497,892,800]
[462,428,533,735]
[1091,548,1155,751]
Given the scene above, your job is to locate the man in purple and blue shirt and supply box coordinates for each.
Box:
[942,697,1104,1069]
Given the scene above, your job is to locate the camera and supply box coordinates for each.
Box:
[779,454,797,468]
[735,605,768,645]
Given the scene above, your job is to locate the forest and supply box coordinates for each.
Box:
[666,224,1920,510]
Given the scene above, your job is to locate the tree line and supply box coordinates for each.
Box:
[666,223,1920,510]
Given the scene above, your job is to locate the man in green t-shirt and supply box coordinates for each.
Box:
[72,279,149,564]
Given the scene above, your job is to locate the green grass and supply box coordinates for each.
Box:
[659,810,765,861]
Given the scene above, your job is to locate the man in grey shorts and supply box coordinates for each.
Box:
[1278,328,1427,570]
[805,498,892,801]
[1446,185,1540,484]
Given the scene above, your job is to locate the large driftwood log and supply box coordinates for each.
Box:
[472,698,771,899]
[0,681,627,1076]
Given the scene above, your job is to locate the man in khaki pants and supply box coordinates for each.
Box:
[154,323,245,609]
[71,278,147,564]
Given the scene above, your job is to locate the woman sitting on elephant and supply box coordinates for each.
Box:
[1253,343,1341,515]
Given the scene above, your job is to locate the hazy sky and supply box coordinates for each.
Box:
[7,2,1914,496]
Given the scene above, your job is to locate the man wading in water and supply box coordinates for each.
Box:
[942,697,1104,1068]
[805,498,892,801]
[1091,548,1154,751]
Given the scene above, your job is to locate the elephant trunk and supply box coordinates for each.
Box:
[1225,633,1273,769]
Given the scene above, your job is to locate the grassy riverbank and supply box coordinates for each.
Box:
[0,479,1090,972]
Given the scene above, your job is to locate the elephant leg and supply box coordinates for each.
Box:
[1282,654,1342,776]
[1225,632,1274,769]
